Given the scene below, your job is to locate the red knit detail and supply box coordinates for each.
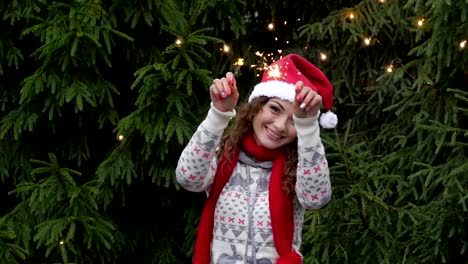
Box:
[192,132,294,263]
[192,150,239,264]
[277,251,303,264]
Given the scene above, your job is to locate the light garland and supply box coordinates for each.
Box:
[460,40,466,49]
[219,10,462,79]
[175,39,182,47]
[267,23,275,31]
[364,37,372,46]
[417,18,425,27]
[117,134,124,141]
[319,52,328,61]
[385,64,394,73]
[346,11,356,21]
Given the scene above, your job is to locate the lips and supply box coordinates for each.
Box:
[265,126,282,140]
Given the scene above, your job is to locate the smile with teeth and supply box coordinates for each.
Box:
[266,127,283,140]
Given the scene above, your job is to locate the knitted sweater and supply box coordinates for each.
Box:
[176,104,331,264]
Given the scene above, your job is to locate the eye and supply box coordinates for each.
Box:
[270,105,280,113]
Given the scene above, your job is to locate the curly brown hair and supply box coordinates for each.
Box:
[217,96,298,194]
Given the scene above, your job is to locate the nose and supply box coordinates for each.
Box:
[273,116,289,133]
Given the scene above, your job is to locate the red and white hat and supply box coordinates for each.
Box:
[248,54,338,128]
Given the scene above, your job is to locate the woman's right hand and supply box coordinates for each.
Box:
[209,72,239,112]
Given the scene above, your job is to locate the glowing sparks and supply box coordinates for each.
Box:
[267,64,282,79]
[234,58,244,66]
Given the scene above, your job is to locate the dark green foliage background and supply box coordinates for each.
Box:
[0,0,467,263]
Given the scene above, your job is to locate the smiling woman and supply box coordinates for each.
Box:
[252,98,298,150]
[175,54,335,264]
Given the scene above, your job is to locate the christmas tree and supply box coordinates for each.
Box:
[0,0,466,263]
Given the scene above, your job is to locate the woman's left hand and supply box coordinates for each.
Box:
[294,81,322,118]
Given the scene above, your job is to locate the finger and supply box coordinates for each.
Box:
[300,90,320,110]
[219,77,232,98]
[295,85,310,104]
[213,78,232,99]
[211,79,225,100]
[295,81,304,93]
[226,73,239,99]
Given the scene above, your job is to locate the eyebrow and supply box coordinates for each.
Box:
[270,100,285,111]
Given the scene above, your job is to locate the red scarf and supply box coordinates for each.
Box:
[192,132,302,264]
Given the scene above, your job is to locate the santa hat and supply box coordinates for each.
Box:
[248,54,338,128]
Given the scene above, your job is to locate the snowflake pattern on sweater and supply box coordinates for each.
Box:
[176,105,331,264]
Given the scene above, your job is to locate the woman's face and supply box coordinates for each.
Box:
[252,97,297,149]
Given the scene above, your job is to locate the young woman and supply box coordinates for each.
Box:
[176,54,336,264]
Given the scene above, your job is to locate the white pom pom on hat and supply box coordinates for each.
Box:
[248,54,338,128]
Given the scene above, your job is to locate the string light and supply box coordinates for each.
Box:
[417,18,425,27]
[346,11,356,20]
[385,64,394,73]
[364,37,372,46]
[59,240,65,245]
[460,40,466,49]
[222,44,230,53]
[267,23,275,31]
[175,39,182,47]
[117,134,124,141]
[378,0,385,3]
[319,52,328,61]
[284,21,287,25]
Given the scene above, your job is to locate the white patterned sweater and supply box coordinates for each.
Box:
[176,104,332,264]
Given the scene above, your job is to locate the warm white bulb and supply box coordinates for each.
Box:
[267,23,274,30]
[364,37,371,45]
[378,0,385,3]
[386,65,394,73]
[117,134,124,141]
[175,39,182,46]
[59,240,65,245]
[223,44,230,53]
[460,40,467,49]
[417,19,425,27]
[319,52,327,61]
